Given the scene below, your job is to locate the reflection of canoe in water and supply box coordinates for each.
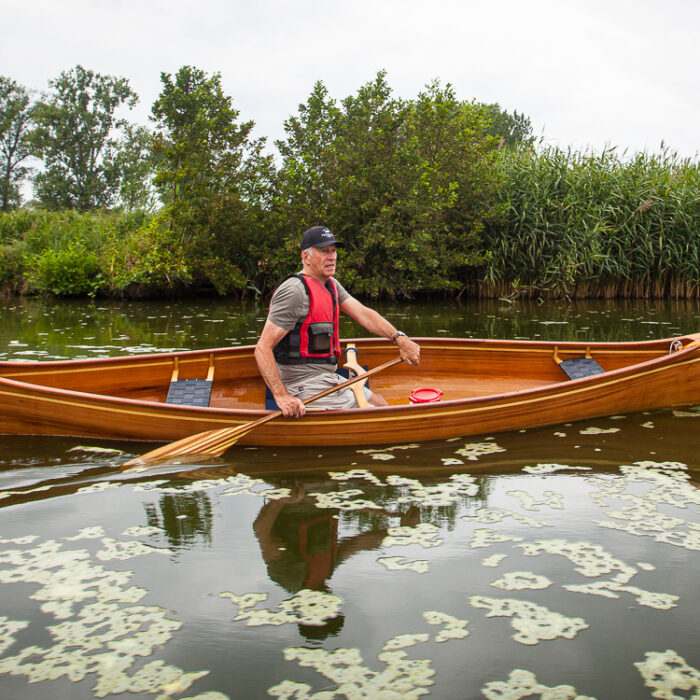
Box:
[1,334,700,447]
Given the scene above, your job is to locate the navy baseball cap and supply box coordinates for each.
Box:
[300,226,345,251]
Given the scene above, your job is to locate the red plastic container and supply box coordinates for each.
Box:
[409,387,443,404]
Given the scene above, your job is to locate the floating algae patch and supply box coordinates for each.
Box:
[482,553,508,567]
[422,611,469,642]
[469,528,524,549]
[268,644,435,699]
[490,571,553,591]
[96,537,171,562]
[68,446,125,456]
[64,526,107,540]
[328,468,384,486]
[77,482,121,494]
[517,539,636,579]
[377,556,429,574]
[355,444,421,461]
[506,490,564,511]
[131,474,269,497]
[482,668,597,700]
[0,530,213,697]
[0,617,29,654]
[256,487,293,500]
[634,649,700,699]
[521,464,592,475]
[579,426,621,435]
[564,581,678,610]
[468,596,589,645]
[381,523,444,549]
[384,473,480,507]
[356,444,421,454]
[218,589,343,627]
[383,633,430,650]
[455,441,507,460]
[463,507,552,529]
[516,539,679,609]
[588,462,700,551]
[121,525,161,537]
[309,489,383,511]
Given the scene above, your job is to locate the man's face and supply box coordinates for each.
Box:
[303,245,337,280]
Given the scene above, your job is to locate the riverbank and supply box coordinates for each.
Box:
[2,146,698,301]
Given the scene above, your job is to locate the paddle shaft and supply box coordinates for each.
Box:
[123,355,402,467]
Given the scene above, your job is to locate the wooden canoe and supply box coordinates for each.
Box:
[1,333,699,447]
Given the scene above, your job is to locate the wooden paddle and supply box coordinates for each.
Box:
[122,355,402,468]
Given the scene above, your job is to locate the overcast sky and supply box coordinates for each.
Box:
[2,0,699,159]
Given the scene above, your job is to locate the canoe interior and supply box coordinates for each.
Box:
[0,337,678,409]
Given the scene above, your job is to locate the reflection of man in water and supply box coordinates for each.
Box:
[253,481,419,639]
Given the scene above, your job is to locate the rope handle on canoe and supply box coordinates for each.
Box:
[670,339,700,353]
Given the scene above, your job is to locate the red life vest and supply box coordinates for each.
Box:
[273,274,341,365]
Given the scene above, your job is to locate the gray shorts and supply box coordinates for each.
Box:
[286,373,372,410]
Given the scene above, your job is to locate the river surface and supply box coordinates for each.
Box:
[0,297,699,700]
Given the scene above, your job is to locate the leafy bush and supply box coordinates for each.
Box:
[24,242,102,296]
[0,240,28,289]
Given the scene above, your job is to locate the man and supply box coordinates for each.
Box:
[255,226,421,417]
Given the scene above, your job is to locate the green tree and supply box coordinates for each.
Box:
[31,65,140,210]
[150,65,275,293]
[114,123,156,212]
[273,73,502,296]
[0,77,34,211]
[482,103,534,148]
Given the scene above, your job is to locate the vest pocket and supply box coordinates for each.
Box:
[308,322,333,353]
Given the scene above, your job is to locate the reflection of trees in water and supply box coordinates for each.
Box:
[144,492,213,549]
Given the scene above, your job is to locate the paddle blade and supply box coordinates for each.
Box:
[122,425,249,468]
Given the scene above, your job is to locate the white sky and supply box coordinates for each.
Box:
[2,0,699,159]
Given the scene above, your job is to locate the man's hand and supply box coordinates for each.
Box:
[276,393,306,418]
[396,335,421,366]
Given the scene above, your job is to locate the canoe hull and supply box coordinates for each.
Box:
[2,336,699,447]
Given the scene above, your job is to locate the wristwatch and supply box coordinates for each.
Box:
[392,331,407,344]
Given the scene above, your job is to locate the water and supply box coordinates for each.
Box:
[1,297,699,699]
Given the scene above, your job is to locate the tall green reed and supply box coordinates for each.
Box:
[481,145,700,299]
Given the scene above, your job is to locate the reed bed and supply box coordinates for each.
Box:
[480,146,700,299]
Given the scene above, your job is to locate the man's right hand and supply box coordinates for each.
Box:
[276,393,305,418]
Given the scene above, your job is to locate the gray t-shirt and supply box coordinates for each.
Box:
[269,275,351,388]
